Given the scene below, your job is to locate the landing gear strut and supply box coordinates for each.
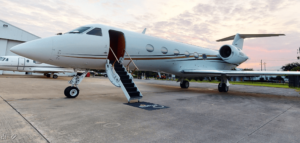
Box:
[180,80,189,89]
[64,70,88,98]
[218,75,229,92]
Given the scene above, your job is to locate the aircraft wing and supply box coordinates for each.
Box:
[31,68,74,73]
[182,70,300,76]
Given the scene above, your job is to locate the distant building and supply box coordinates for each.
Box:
[0,19,40,75]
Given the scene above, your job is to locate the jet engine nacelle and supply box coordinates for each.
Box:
[219,45,248,65]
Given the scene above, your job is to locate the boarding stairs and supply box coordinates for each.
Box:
[105,48,142,103]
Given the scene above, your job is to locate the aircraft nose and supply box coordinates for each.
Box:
[10,37,53,62]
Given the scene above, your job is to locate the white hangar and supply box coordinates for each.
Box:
[0,19,39,75]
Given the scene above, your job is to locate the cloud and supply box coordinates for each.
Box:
[0,0,300,70]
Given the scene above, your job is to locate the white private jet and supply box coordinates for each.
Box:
[0,56,75,78]
[9,24,300,102]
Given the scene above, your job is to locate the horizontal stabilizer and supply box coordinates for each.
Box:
[216,34,285,42]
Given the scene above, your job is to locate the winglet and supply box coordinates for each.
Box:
[142,28,147,34]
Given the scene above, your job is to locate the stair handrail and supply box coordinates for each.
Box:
[125,50,139,74]
[109,47,119,63]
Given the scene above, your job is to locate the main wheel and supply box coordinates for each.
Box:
[218,83,223,92]
[53,75,58,79]
[221,83,229,92]
[180,80,189,89]
[64,86,79,98]
[46,74,51,78]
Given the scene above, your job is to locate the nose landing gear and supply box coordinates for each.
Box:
[64,70,88,98]
[64,86,79,98]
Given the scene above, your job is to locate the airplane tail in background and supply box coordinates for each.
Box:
[216,34,285,49]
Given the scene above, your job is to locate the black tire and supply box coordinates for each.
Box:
[218,83,223,92]
[46,74,51,78]
[53,75,58,79]
[104,74,107,77]
[64,86,72,97]
[180,80,189,89]
[221,83,229,92]
[64,86,79,98]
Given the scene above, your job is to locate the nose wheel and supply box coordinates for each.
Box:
[64,70,88,98]
[64,86,80,98]
[218,83,229,92]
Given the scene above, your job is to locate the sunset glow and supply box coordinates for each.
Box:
[1,0,300,70]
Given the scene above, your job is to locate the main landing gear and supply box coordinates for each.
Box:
[180,80,189,88]
[218,83,229,92]
[64,70,88,98]
[218,75,230,92]
[44,73,58,79]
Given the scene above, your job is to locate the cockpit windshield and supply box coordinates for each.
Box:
[0,57,6,61]
[68,27,91,34]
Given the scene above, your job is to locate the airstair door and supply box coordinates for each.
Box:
[107,30,126,62]
[17,58,25,70]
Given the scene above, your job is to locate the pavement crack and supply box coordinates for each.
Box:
[236,106,293,143]
[0,96,50,143]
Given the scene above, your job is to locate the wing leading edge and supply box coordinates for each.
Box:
[182,70,300,77]
[32,68,74,73]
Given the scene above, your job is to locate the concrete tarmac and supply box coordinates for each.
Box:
[0,75,300,143]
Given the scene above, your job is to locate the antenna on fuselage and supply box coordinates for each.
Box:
[142,28,147,34]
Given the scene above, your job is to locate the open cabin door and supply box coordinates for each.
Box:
[17,58,25,70]
[107,30,126,63]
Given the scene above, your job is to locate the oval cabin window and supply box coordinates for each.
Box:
[194,52,199,59]
[146,44,154,52]
[202,54,207,60]
[161,47,168,54]
[185,51,190,57]
[174,49,180,55]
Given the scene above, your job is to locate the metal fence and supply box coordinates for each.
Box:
[289,76,300,88]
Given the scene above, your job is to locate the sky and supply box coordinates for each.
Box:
[1,0,300,71]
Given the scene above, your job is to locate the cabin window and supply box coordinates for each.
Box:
[68,27,90,34]
[185,51,190,57]
[33,61,36,63]
[174,49,180,55]
[5,58,8,61]
[194,52,199,59]
[27,60,29,63]
[87,28,102,36]
[0,57,4,61]
[146,44,154,52]
[202,54,207,60]
[161,47,168,54]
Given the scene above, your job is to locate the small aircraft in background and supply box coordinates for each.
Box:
[10,24,300,102]
[0,56,75,78]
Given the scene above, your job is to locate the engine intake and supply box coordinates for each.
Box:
[219,45,232,58]
[219,45,248,65]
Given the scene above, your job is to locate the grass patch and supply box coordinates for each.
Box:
[151,78,300,90]
[189,79,300,89]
